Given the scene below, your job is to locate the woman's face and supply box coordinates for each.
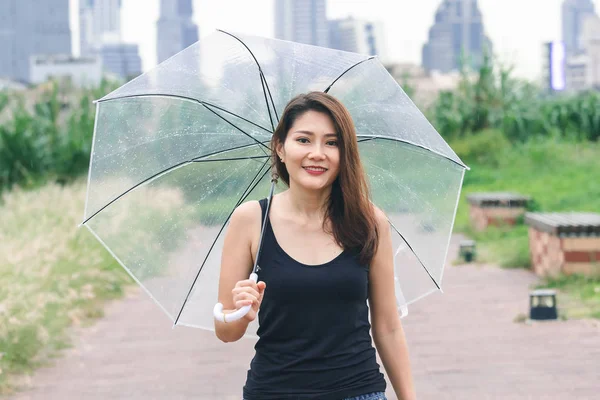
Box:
[277,110,341,192]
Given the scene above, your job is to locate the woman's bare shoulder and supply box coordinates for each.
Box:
[371,203,388,226]
[230,200,262,227]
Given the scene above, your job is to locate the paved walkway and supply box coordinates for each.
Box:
[10,236,600,400]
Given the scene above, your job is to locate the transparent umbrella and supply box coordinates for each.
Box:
[79,30,468,338]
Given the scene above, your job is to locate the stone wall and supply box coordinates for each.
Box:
[527,228,600,277]
[469,204,526,231]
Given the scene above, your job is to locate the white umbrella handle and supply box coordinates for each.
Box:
[213,273,258,323]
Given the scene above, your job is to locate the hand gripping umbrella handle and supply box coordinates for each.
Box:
[213,175,276,324]
[213,272,258,323]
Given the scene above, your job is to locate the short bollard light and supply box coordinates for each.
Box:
[459,240,476,263]
[529,289,558,320]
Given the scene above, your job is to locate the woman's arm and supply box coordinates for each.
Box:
[369,207,416,400]
[214,201,263,343]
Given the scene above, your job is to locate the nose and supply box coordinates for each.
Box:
[308,143,326,160]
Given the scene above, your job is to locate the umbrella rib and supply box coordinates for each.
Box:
[173,159,272,326]
[80,159,190,226]
[189,140,270,161]
[324,56,376,93]
[233,163,273,209]
[387,220,441,290]
[200,103,270,154]
[192,155,269,163]
[259,73,276,131]
[96,93,273,134]
[217,29,279,129]
[357,135,467,169]
[202,101,273,134]
[261,71,279,123]
[80,141,270,226]
[357,137,376,143]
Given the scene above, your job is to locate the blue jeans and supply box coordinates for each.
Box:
[343,392,387,400]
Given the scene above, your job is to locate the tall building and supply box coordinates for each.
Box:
[79,0,122,56]
[101,42,142,79]
[0,0,71,82]
[79,0,96,56]
[156,0,199,64]
[563,14,600,92]
[581,14,600,89]
[275,0,328,47]
[562,0,596,56]
[422,0,492,73]
[328,17,387,60]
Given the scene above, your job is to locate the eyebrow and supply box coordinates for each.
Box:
[293,130,338,137]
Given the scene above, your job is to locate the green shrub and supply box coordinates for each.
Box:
[450,129,511,167]
[428,52,600,144]
[0,79,119,195]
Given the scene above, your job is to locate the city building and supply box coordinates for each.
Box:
[100,42,142,79]
[274,0,328,47]
[0,0,71,83]
[542,41,567,93]
[385,62,465,107]
[563,14,600,92]
[79,0,122,56]
[29,55,103,87]
[328,17,387,60]
[562,0,596,56]
[156,0,199,64]
[581,14,600,89]
[566,53,589,91]
[422,0,492,73]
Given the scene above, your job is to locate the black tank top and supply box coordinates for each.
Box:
[242,199,386,400]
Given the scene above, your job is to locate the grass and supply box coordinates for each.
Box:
[451,134,600,319]
[0,174,225,393]
[535,275,600,320]
[0,179,132,394]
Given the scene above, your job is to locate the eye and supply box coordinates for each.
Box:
[296,137,309,144]
[326,140,338,146]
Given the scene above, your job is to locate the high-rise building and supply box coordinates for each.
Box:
[581,14,600,89]
[156,0,199,64]
[79,0,141,80]
[0,0,17,79]
[79,1,96,56]
[275,0,328,47]
[562,14,600,92]
[422,0,492,73]
[0,0,71,82]
[101,42,142,79]
[562,0,596,56]
[79,0,122,56]
[328,17,387,60]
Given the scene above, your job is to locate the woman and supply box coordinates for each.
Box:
[215,92,416,400]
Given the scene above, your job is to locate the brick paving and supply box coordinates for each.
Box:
[10,236,600,400]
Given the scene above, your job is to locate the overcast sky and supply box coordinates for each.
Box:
[69,0,600,82]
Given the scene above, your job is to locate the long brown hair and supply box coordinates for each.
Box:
[271,92,379,266]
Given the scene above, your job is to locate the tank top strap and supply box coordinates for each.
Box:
[258,198,268,229]
[256,198,271,270]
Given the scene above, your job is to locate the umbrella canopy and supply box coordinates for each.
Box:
[80,30,468,337]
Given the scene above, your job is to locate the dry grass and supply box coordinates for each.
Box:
[0,178,132,394]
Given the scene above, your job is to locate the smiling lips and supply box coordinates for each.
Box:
[303,166,328,175]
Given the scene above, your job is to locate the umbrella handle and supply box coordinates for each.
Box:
[213,272,258,323]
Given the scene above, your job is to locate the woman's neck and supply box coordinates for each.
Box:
[283,183,331,221]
